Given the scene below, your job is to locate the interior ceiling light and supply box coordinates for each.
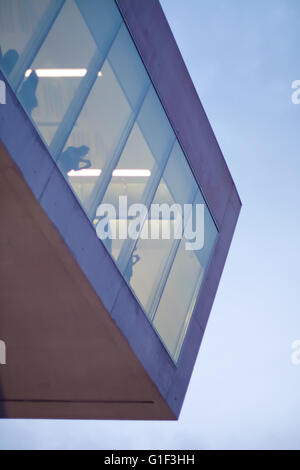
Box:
[68,169,151,177]
[25,68,102,78]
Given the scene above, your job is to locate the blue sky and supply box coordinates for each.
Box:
[1,0,300,449]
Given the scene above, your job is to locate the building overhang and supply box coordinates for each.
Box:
[0,0,241,420]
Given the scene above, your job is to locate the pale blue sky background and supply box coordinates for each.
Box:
[1,0,300,450]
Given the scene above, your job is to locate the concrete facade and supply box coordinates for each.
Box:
[0,0,241,420]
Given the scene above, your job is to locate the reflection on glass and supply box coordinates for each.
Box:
[0,48,19,76]
[59,145,91,175]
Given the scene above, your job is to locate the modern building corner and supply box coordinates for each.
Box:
[0,0,241,420]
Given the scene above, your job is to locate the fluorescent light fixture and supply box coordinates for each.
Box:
[68,169,101,177]
[112,169,151,177]
[67,169,151,178]
[25,69,103,78]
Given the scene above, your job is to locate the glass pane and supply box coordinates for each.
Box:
[108,24,149,110]
[75,0,122,53]
[137,87,174,162]
[125,142,198,315]
[97,87,174,264]
[153,238,204,361]
[16,0,97,145]
[0,0,50,78]
[153,191,218,361]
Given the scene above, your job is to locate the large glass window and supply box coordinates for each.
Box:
[0,0,218,362]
